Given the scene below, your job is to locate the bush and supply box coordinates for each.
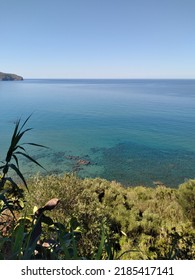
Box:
[24,174,195,259]
[178,180,195,227]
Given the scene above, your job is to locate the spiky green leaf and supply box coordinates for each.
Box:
[14,152,46,170]
[22,142,49,149]
[12,155,19,169]
[95,226,105,260]
[9,164,28,190]
[13,145,26,153]
[18,114,33,134]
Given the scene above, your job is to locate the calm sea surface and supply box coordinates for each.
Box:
[1,79,195,187]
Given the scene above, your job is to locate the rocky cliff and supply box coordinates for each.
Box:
[0,72,23,81]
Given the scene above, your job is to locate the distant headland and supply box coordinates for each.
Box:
[0,71,23,81]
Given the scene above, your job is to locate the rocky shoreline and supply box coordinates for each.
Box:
[0,71,23,81]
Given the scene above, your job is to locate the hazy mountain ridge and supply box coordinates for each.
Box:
[0,71,23,81]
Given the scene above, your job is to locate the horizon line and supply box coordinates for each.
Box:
[23,77,195,80]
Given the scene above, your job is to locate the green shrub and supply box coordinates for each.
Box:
[23,174,195,259]
[178,180,195,227]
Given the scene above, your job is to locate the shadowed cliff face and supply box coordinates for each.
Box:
[0,72,23,80]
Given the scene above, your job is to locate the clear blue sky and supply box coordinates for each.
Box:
[1,0,195,78]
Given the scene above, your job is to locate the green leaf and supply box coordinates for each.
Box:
[13,145,26,153]
[4,177,18,189]
[10,119,20,147]
[58,234,71,260]
[14,128,33,146]
[95,226,105,260]
[12,155,19,169]
[71,230,78,259]
[9,164,28,190]
[0,193,15,217]
[7,127,33,160]
[41,215,54,226]
[12,220,26,259]
[22,143,49,149]
[18,114,33,134]
[14,152,46,170]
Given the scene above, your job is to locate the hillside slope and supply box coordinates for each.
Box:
[0,71,23,80]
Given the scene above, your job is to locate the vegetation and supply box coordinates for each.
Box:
[0,71,23,81]
[24,175,195,259]
[0,117,195,259]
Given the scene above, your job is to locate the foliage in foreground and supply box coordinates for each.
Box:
[0,117,118,260]
[0,117,195,259]
[25,174,195,259]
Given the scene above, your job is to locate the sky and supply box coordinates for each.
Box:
[1,0,195,79]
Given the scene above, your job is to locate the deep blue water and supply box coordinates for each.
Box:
[1,79,195,187]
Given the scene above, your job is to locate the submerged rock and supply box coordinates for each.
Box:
[77,159,91,165]
[65,154,91,172]
[65,155,80,160]
[65,155,91,166]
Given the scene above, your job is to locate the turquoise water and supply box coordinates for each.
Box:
[1,79,195,187]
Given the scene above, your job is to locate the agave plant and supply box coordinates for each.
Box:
[0,115,47,218]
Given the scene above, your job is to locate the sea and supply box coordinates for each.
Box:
[1,79,195,188]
